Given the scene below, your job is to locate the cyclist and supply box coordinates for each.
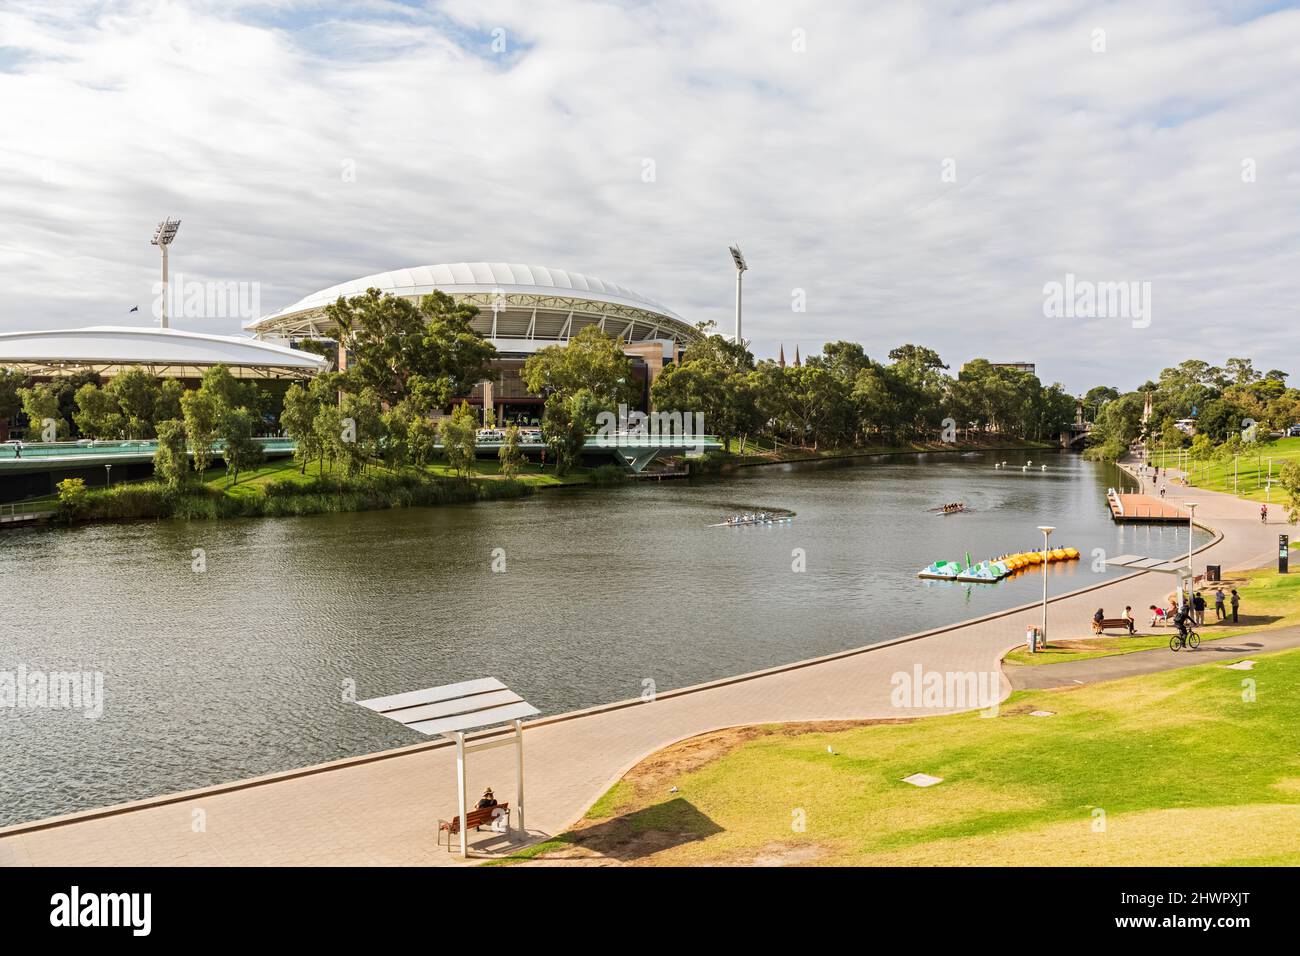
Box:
[1172,601,1193,647]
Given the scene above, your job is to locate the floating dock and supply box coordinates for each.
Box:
[1106,488,1187,523]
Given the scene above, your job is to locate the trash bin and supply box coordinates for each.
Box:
[1026,625,1040,653]
[1206,564,1221,582]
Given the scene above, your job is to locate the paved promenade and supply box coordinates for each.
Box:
[0,462,1286,866]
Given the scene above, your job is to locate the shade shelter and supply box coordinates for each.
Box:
[356,677,539,859]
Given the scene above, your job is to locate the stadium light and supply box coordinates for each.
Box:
[728,244,747,346]
[151,218,182,328]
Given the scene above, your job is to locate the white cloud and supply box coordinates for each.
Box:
[0,0,1296,391]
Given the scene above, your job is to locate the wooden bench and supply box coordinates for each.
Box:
[438,803,510,850]
[1092,617,1135,635]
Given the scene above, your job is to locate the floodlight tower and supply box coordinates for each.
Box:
[728,244,747,346]
[151,218,182,328]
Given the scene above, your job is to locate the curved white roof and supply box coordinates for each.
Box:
[249,261,687,329]
[0,326,328,376]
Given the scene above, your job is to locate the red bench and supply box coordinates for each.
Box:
[438,803,510,850]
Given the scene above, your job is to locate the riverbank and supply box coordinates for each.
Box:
[9,437,1057,528]
[0,447,1280,866]
[1148,435,1300,502]
[498,642,1300,866]
[696,435,1056,475]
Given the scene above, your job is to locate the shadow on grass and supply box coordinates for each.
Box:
[497,798,724,864]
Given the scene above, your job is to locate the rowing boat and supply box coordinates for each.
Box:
[710,515,794,528]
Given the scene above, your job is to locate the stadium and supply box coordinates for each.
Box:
[245,262,702,420]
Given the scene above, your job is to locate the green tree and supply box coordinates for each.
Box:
[181,388,224,475]
[338,389,384,476]
[312,403,344,475]
[281,382,322,474]
[153,419,190,487]
[498,423,526,478]
[1278,461,1300,526]
[17,382,67,441]
[55,477,91,519]
[219,407,263,485]
[440,401,480,480]
[542,388,602,476]
[522,325,636,408]
[407,415,439,470]
[326,288,495,407]
[106,369,162,438]
[155,378,185,424]
[73,383,126,439]
[0,367,26,432]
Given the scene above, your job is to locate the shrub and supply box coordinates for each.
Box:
[589,464,629,486]
[55,477,91,519]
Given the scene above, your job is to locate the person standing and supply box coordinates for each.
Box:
[1192,591,1206,626]
[1214,587,1226,621]
[1230,589,1241,623]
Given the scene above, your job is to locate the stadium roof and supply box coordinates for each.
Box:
[0,326,329,378]
[245,261,699,345]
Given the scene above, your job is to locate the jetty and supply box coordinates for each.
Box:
[1106,488,1187,523]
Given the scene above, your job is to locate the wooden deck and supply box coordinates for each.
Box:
[1107,491,1187,522]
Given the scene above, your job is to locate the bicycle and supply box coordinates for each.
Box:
[1169,628,1201,652]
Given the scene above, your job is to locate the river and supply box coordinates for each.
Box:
[0,449,1207,825]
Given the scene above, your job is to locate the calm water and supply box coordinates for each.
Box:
[0,450,1206,825]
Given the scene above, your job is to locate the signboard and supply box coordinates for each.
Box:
[1282,534,1290,575]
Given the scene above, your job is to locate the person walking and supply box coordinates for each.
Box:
[1192,591,1206,626]
[1230,589,1240,623]
[1214,587,1226,621]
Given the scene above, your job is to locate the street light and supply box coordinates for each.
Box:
[1038,525,1055,645]
[151,217,182,329]
[105,463,112,488]
[1185,501,1198,605]
[728,244,747,346]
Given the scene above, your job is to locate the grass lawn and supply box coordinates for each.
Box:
[498,647,1300,866]
[197,454,595,495]
[1003,564,1300,666]
[1149,435,1300,501]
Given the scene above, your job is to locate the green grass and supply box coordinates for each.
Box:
[1149,436,1300,501]
[1003,565,1300,666]
[502,647,1300,866]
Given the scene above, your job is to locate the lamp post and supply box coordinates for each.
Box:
[105,463,112,488]
[728,244,747,346]
[151,218,182,329]
[1185,502,1198,605]
[1038,525,1054,645]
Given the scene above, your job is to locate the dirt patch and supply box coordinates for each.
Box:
[520,719,910,866]
[616,719,913,805]
[748,842,827,867]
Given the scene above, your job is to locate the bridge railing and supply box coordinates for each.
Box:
[0,437,296,460]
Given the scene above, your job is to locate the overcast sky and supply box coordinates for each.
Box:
[0,0,1297,393]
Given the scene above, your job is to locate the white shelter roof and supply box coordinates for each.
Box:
[0,326,328,376]
[357,677,539,737]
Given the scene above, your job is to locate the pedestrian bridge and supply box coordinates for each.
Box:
[0,434,723,475]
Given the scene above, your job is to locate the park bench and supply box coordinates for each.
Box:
[1092,617,1135,635]
[437,803,511,850]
